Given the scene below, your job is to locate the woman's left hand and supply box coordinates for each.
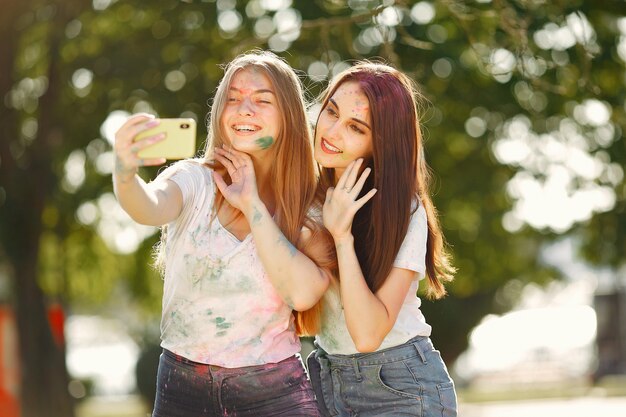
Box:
[323,159,377,241]
[213,145,260,216]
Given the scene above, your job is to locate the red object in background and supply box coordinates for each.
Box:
[0,303,65,417]
[0,307,20,417]
[47,303,65,347]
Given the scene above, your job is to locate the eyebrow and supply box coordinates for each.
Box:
[229,87,275,95]
[329,98,371,130]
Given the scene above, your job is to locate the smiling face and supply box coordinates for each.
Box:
[220,67,281,158]
[314,81,373,178]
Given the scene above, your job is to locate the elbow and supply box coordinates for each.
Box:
[353,336,383,353]
[290,296,319,312]
[290,270,330,312]
[290,290,325,312]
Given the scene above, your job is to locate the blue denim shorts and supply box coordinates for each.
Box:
[153,349,321,416]
[307,336,457,417]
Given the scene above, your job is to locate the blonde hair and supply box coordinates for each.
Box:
[158,51,336,334]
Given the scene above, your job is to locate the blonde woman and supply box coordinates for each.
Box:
[113,51,333,416]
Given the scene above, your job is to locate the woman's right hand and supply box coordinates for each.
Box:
[323,159,377,241]
[113,114,167,183]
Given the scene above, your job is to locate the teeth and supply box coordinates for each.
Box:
[324,139,341,152]
[234,124,259,132]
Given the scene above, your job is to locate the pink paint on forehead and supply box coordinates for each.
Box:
[353,98,369,113]
[334,84,370,121]
[231,69,272,94]
[335,84,370,115]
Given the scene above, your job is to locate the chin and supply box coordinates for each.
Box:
[230,138,254,151]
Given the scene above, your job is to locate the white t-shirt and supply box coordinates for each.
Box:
[157,159,300,367]
[315,203,432,354]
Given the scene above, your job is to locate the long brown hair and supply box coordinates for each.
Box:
[316,62,454,299]
[155,51,336,335]
[201,51,336,334]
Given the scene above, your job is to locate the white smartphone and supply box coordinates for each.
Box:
[134,118,197,159]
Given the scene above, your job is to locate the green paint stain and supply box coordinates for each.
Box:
[252,206,263,224]
[284,296,294,309]
[238,276,253,290]
[214,317,232,329]
[277,235,297,257]
[255,136,274,150]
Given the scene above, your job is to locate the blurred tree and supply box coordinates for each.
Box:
[1,0,624,414]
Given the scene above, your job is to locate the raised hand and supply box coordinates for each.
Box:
[212,145,260,216]
[323,159,377,240]
[113,114,166,182]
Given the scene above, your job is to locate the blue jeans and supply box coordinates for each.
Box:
[307,336,457,417]
[153,349,321,416]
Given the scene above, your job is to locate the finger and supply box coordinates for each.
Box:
[354,188,377,211]
[122,113,155,128]
[345,158,363,190]
[350,167,372,196]
[335,160,356,191]
[130,132,166,152]
[236,151,253,167]
[325,187,334,204]
[128,118,161,139]
[138,157,166,167]
[214,152,237,175]
[221,144,247,168]
[117,114,157,137]
[212,171,230,197]
[215,147,239,167]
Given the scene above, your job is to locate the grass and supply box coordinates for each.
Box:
[458,375,626,404]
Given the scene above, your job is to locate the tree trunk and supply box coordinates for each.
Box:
[0,1,78,416]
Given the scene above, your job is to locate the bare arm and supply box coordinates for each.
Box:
[212,146,330,311]
[333,235,415,352]
[323,158,415,352]
[112,114,182,226]
[243,199,330,311]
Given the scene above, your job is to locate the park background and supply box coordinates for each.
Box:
[1,0,625,416]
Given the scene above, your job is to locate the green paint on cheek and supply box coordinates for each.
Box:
[255,136,274,149]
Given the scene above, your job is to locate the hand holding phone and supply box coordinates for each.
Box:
[134,118,197,159]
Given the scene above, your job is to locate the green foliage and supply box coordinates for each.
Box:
[1,0,624,367]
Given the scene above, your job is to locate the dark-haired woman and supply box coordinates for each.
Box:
[308,62,458,417]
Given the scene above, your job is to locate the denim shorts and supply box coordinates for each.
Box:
[152,349,321,416]
[307,336,457,417]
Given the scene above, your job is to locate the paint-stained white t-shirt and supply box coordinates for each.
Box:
[157,159,300,367]
[316,203,431,354]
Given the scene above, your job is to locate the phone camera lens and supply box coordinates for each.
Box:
[180,123,190,129]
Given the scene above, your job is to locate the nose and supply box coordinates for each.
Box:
[237,98,254,116]
[325,119,341,139]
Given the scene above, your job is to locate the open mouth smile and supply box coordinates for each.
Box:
[232,124,261,134]
[321,138,342,154]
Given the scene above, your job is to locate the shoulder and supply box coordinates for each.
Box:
[156,158,214,201]
[157,158,213,184]
[412,199,427,224]
[162,158,212,176]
